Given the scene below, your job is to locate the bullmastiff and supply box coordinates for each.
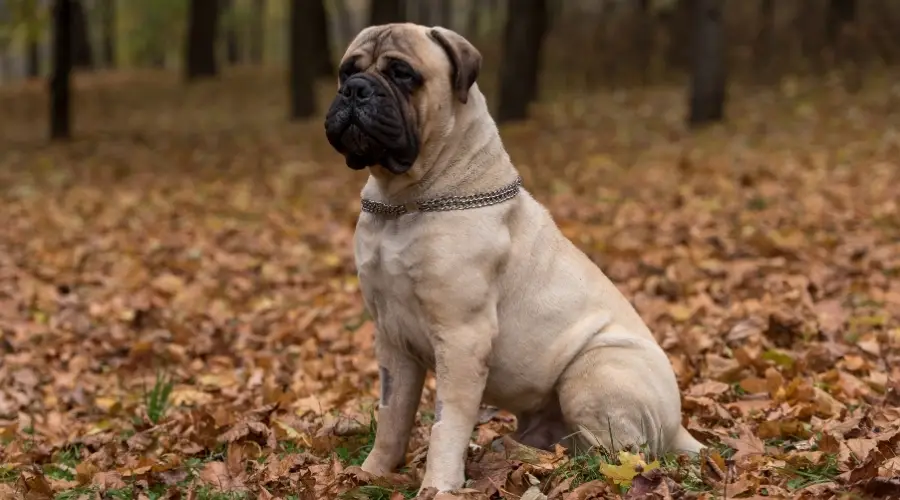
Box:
[323,23,705,494]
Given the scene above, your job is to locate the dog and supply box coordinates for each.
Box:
[323,23,705,494]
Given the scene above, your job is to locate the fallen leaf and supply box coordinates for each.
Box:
[598,450,660,488]
[720,425,767,463]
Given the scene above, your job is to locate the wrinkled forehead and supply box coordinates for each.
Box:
[341,24,443,71]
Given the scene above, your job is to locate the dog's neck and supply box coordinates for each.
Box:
[362,85,518,206]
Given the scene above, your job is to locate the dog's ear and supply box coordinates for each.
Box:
[429,27,482,104]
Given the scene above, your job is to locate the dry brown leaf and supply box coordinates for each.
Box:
[562,480,609,500]
[687,380,730,397]
[198,461,246,492]
[91,470,126,491]
[720,425,767,463]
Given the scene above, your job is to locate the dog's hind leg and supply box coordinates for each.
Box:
[556,325,704,458]
[512,399,571,451]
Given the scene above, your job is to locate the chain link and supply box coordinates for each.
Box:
[360,176,523,216]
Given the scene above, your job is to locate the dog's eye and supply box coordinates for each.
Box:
[390,62,416,82]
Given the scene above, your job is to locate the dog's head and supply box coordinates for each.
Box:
[324,23,482,174]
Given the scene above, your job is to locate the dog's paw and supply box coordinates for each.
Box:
[414,486,439,500]
[359,454,393,478]
[415,486,485,499]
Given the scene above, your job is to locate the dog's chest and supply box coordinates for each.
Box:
[354,218,435,363]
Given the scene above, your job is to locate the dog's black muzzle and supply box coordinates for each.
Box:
[324,74,417,174]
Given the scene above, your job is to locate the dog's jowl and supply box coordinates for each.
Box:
[323,22,705,494]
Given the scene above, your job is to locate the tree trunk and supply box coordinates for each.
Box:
[413,0,432,25]
[311,0,333,76]
[663,0,693,72]
[370,0,405,26]
[27,40,40,78]
[829,0,860,91]
[101,0,115,67]
[51,0,72,140]
[149,52,165,68]
[71,0,93,69]
[185,0,220,80]
[249,0,265,64]
[333,0,355,48]
[754,0,774,83]
[688,0,726,127]
[222,0,240,64]
[827,0,856,46]
[225,32,239,65]
[496,0,548,123]
[798,0,823,72]
[634,0,654,84]
[437,0,452,28]
[466,0,479,37]
[289,0,316,119]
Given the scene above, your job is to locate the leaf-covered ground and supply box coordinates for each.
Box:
[1,69,900,500]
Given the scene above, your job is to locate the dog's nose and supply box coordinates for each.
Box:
[341,77,374,103]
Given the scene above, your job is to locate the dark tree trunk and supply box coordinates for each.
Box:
[496,0,548,124]
[149,52,165,68]
[311,0,334,76]
[185,0,220,80]
[71,0,93,69]
[634,0,654,84]
[249,0,264,64]
[370,0,405,26]
[437,0,452,28]
[798,0,823,72]
[51,0,72,140]
[225,34,239,65]
[222,0,240,64]
[333,0,355,48]
[413,0,432,25]
[828,0,860,91]
[289,0,316,119]
[101,0,115,67]
[688,0,726,127]
[754,0,774,82]
[663,0,693,72]
[827,0,856,46]
[27,41,40,78]
[547,0,564,27]
[466,0,479,37]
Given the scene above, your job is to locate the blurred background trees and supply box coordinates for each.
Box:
[0,0,898,139]
[185,0,220,80]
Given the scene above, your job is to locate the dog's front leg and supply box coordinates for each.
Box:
[420,321,495,493]
[361,341,426,476]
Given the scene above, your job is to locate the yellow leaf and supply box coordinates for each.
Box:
[83,422,111,436]
[169,386,213,406]
[274,419,312,447]
[598,461,637,485]
[762,349,794,369]
[322,253,342,268]
[598,451,660,487]
[198,373,237,388]
[95,396,121,413]
[32,311,48,324]
[151,273,185,294]
[668,304,692,322]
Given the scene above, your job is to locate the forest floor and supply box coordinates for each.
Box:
[1,68,899,500]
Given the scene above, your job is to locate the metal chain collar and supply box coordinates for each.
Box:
[360,176,523,216]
